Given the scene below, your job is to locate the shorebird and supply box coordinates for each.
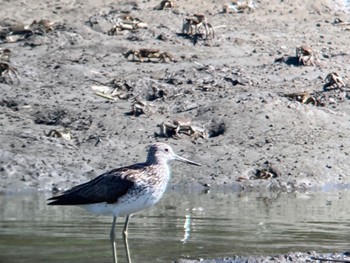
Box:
[47,142,201,263]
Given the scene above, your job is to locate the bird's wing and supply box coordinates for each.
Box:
[47,164,145,205]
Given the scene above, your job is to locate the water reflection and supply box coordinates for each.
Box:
[0,189,349,263]
[181,214,191,243]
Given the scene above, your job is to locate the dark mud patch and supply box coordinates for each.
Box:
[175,251,350,263]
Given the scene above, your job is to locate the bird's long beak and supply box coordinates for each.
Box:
[174,155,201,166]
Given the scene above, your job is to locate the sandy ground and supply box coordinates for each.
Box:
[2,0,350,192]
[1,0,350,261]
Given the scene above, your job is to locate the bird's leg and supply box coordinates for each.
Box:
[110,216,118,263]
[123,215,132,263]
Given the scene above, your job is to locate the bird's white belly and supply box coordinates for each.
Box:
[81,188,164,217]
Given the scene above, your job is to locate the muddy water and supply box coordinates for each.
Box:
[1,189,349,263]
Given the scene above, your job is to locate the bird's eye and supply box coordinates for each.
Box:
[164,148,169,152]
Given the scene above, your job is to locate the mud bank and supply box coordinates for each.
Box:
[1,0,350,194]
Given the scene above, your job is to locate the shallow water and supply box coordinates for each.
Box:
[1,189,349,263]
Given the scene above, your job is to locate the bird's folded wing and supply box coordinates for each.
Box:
[47,166,141,205]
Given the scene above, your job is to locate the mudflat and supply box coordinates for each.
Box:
[1,0,350,193]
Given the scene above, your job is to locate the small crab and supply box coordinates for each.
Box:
[46,128,72,141]
[252,169,276,180]
[0,62,19,84]
[296,45,315,66]
[3,19,53,43]
[4,23,33,43]
[284,91,321,106]
[223,0,257,13]
[154,0,176,10]
[108,22,148,35]
[162,118,207,139]
[108,15,147,35]
[250,162,281,180]
[129,97,154,117]
[30,19,54,33]
[0,48,11,62]
[182,13,215,40]
[324,72,346,90]
[123,48,175,63]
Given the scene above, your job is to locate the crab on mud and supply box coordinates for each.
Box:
[129,97,154,117]
[162,118,207,139]
[154,0,176,10]
[29,19,54,33]
[222,0,257,13]
[46,128,72,141]
[0,62,19,84]
[324,72,346,90]
[123,48,175,63]
[108,16,147,35]
[182,13,215,40]
[2,19,54,43]
[250,162,281,180]
[296,45,315,66]
[284,91,322,106]
[251,169,278,180]
[0,48,11,62]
